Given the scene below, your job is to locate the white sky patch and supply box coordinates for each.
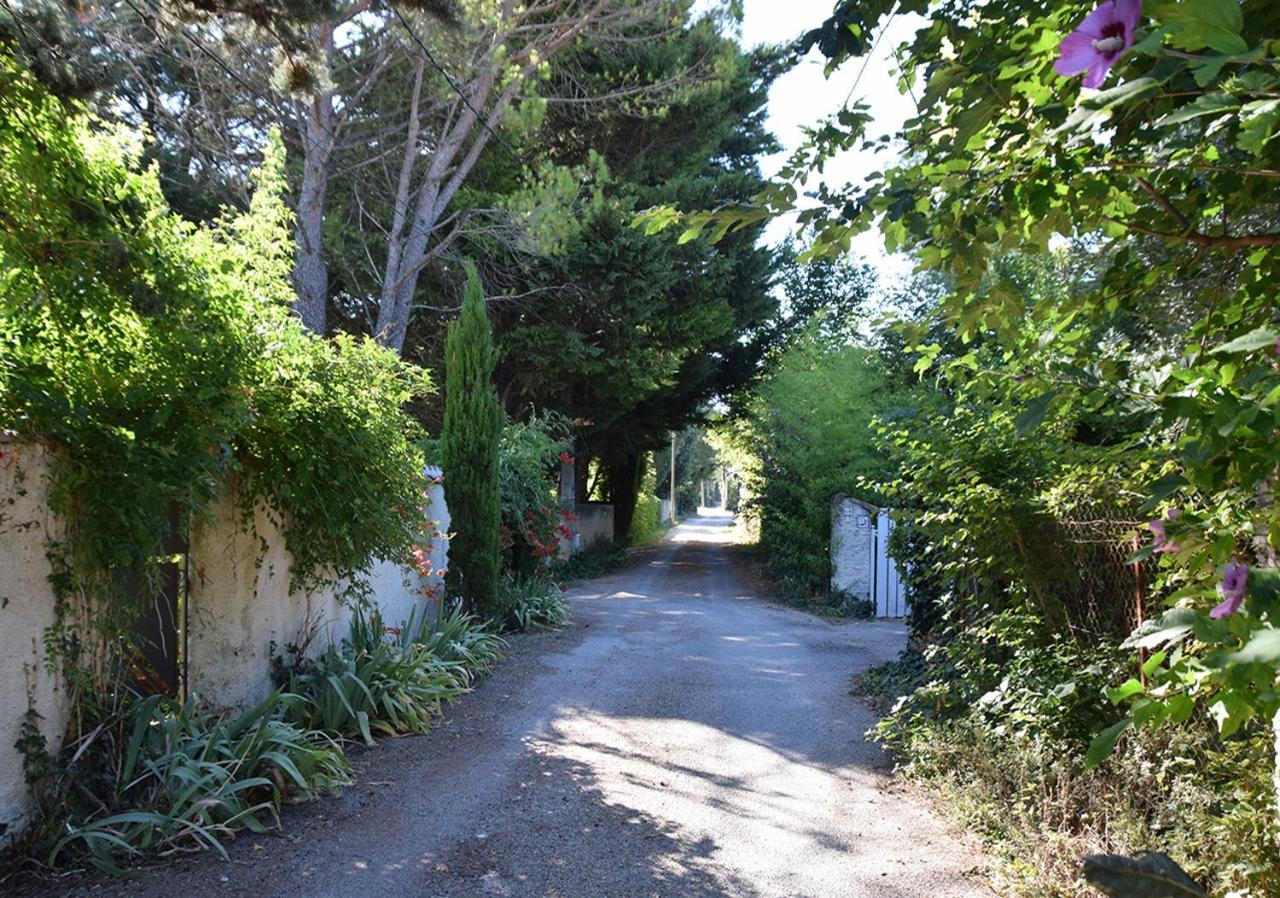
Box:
[740,1,928,299]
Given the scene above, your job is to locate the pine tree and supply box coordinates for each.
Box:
[442,262,504,619]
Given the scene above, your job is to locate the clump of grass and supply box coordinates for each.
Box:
[282,605,505,744]
[413,604,506,684]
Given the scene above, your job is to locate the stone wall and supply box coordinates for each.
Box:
[830,495,876,602]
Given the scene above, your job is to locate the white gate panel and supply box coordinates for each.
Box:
[873,512,907,618]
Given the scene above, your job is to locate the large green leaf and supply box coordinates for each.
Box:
[1158,0,1249,54]
[1209,326,1278,355]
[1229,627,1280,664]
[1084,718,1131,768]
[1122,607,1199,650]
[1082,852,1207,897]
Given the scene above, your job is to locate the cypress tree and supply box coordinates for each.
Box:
[442,263,504,619]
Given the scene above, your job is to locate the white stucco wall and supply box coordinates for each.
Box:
[0,439,72,837]
[0,452,450,827]
[575,503,615,549]
[184,480,347,711]
[187,468,451,709]
[361,467,449,630]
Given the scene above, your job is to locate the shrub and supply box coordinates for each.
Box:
[441,263,504,619]
[553,539,628,583]
[500,574,571,632]
[628,492,668,546]
[0,62,429,874]
[0,63,430,599]
[497,414,573,572]
[45,692,348,874]
[725,332,905,598]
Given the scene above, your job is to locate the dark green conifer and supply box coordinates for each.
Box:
[441,262,504,619]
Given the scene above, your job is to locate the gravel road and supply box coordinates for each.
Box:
[32,513,991,898]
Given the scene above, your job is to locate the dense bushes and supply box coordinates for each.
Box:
[0,58,431,618]
[854,292,1280,893]
[628,492,667,546]
[861,629,1279,896]
[498,414,573,571]
[553,538,629,583]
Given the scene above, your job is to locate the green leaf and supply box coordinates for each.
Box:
[1123,607,1199,649]
[1209,691,1252,735]
[1014,390,1057,436]
[1158,0,1248,54]
[1107,678,1145,703]
[1238,99,1280,155]
[1209,326,1278,354]
[1086,77,1161,110]
[1158,91,1238,126]
[1081,852,1208,897]
[1085,718,1131,768]
[1141,650,1167,678]
[1228,627,1280,664]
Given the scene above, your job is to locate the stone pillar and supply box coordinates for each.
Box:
[559,459,579,558]
[830,495,876,602]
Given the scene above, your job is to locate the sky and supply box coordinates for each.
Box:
[737,0,928,295]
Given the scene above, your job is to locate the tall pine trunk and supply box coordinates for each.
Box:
[291,30,335,335]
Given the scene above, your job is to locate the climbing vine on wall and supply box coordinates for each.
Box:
[0,56,430,691]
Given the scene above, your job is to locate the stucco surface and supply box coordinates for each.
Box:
[184,481,346,710]
[574,502,614,549]
[0,440,71,837]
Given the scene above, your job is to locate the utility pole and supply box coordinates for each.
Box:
[670,431,677,523]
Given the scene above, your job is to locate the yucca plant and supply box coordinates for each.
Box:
[500,574,571,633]
[413,603,506,684]
[49,691,348,873]
[285,607,469,745]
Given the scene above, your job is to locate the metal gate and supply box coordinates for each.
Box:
[872,512,908,618]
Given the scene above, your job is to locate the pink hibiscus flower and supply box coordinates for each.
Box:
[1210,560,1248,619]
[1055,0,1143,89]
[1148,507,1180,554]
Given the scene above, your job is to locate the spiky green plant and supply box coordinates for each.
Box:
[414,604,506,685]
[48,693,348,874]
[500,574,571,632]
[284,607,465,745]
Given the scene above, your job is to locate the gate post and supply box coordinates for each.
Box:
[831,495,876,608]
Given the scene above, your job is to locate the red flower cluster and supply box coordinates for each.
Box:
[511,504,573,558]
[405,501,449,604]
